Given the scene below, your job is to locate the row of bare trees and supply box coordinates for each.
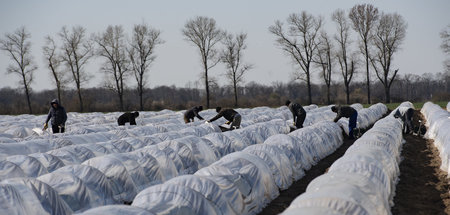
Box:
[1,18,253,114]
[2,4,447,114]
[269,4,408,105]
[0,71,447,115]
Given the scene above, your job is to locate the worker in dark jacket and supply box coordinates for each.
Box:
[332,105,358,139]
[285,100,306,129]
[393,107,414,134]
[44,99,67,133]
[206,107,241,130]
[184,106,204,123]
[118,111,139,126]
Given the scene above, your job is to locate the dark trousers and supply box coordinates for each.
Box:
[51,125,65,133]
[295,113,306,129]
[348,112,358,139]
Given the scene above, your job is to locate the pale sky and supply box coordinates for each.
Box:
[0,0,449,91]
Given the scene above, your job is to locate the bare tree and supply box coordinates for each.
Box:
[128,23,163,111]
[0,27,37,114]
[349,4,379,104]
[95,25,129,111]
[370,13,407,103]
[221,32,253,107]
[182,16,224,108]
[441,25,450,73]
[269,11,323,105]
[314,31,334,104]
[43,36,67,104]
[59,26,93,112]
[332,9,355,104]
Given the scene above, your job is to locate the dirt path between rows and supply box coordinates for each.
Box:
[392,111,450,215]
[258,137,356,214]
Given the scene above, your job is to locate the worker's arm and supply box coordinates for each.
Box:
[208,112,223,122]
[333,111,341,122]
[45,109,52,124]
[194,111,204,120]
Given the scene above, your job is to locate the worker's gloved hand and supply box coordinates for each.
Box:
[293,122,296,126]
[205,120,210,124]
[58,124,64,129]
[225,121,231,125]
[43,123,48,131]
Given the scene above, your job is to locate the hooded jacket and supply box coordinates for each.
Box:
[288,102,306,121]
[333,106,357,122]
[45,99,67,126]
[184,106,204,120]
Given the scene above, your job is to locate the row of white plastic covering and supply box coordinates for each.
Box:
[77,105,346,215]
[421,101,450,172]
[447,101,450,112]
[121,121,343,215]
[282,115,404,215]
[0,104,310,159]
[336,103,388,135]
[0,119,290,214]
[0,103,355,214]
[0,106,300,214]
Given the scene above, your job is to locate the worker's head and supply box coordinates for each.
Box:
[198,106,203,111]
[331,106,337,112]
[285,100,291,106]
[215,107,222,113]
[134,111,139,117]
[51,99,59,108]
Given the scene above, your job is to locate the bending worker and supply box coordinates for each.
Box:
[393,107,414,134]
[118,111,139,126]
[207,107,241,131]
[184,105,204,123]
[285,100,306,129]
[44,99,67,133]
[331,105,358,139]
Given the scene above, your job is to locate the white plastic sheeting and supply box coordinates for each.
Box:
[37,172,104,212]
[447,101,450,112]
[0,105,305,214]
[282,116,403,215]
[421,101,450,172]
[0,182,49,215]
[5,155,48,177]
[79,205,155,215]
[132,183,222,215]
[82,156,138,203]
[1,177,73,215]
[53,165,117,205]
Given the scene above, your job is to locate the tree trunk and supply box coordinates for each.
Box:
[57,83,62,106]
[24,84,32,114]
[327,84,331,105]
[204,62,210,109]
[306,72,312,105]
[139,85,143,111]
[385,86,391,103]
[76,87,83,112]
[345,83,350,104]
[233,81,238,107]
[365,45,371,104]
[119,93,124,111]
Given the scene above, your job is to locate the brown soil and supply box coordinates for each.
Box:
[258,137,356,214]
[392,110,450,215]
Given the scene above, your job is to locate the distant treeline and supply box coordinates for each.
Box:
[1,72,448,115]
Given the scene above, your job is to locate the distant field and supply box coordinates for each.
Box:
[362,101,448,110]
